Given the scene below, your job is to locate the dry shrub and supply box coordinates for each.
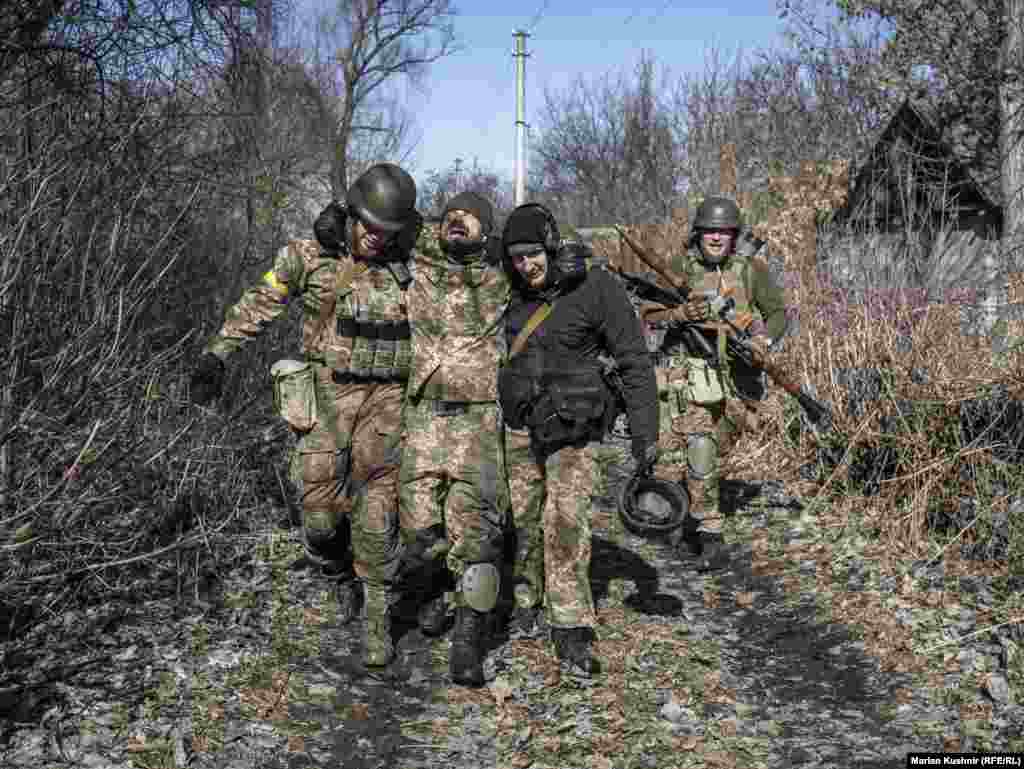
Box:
[737,246,1024,561]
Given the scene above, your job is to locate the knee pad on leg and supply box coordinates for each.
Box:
[302,510,349,565]
[686,432,718,481]
[459,562,500,612]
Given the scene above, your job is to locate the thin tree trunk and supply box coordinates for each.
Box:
[1001,0,1024,255]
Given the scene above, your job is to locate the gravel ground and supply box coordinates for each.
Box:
[2,453,1022,768]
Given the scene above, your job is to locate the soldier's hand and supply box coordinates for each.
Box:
[190,353,226,406]
[632,441,658,477]
[748,335,772,361]
[674,297,710,323]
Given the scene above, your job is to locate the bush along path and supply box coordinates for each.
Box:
[2,450,1023,769]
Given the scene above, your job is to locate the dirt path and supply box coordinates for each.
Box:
[2,468,1022,768]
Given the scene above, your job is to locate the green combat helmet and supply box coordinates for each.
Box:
[346,163,418,233]
[689,195,742,263]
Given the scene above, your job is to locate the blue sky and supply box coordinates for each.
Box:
[400,1,790,182]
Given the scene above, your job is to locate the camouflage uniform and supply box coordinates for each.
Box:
[641,243,786,536]
[203,237,412,661]
[401,239,511,598]
[504,425,546,611]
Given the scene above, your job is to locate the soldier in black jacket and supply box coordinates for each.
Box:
[498,204,658,676]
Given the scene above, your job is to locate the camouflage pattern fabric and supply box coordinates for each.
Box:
[301,368,404,581]
[399,400,508,592]
[405,246,509,403]
[532,443,600,629]
[202,238,412,579]
[400,239,511,593]
[504,426,546,609]
[643,245,786,534]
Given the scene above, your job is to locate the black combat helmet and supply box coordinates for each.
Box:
[692,195,742,232]
[346,163,418,233]
[617,476,688,537]
[689,195,743,263]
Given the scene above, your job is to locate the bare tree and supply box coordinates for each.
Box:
[302,0,458,198]
[417,159,514,219]
[531,51,685,228]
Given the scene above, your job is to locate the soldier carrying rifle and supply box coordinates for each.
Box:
[622,196,790,571]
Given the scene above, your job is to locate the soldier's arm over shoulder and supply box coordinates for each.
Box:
[750,254,787,341]
[204,239,311,360]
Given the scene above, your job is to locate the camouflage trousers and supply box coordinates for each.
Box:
[298,367,404,583]
[653,362,758,535]
[508,433,600,629]
[504,427,546,611]
[399,400,508,603]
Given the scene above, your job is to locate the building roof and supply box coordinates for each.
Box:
[837,95,1001,227]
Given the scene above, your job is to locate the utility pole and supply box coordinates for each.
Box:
[454,157,463,193]
[512,30,531,206]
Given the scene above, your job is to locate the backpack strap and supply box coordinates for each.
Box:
[508,301,554,360]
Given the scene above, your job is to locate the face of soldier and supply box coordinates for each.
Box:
[700,228,737,263]
[352,217,393,260]
[441,209,483,244]
[510,246,548,289]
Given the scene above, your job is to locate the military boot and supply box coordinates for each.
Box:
[551,627,597,678]
[695,532,729,572]
[449,607,486,687]
[417,581,451,637]
[362,581,395,668]
[681,478,728,568]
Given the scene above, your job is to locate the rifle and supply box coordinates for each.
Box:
[613,225,832,430]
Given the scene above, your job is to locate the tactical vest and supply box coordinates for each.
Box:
[310,258,412,380]
[663,249,755,361]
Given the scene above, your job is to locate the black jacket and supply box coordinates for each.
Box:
[503,267,658,451]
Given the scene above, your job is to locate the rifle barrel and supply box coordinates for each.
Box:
[613,225,690,298]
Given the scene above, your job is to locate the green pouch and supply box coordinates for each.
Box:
[685,357,725,405]
[270,359,318,433]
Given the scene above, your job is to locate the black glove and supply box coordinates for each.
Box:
[314,201,348,253]
[190,352,226,406]
[632,441,657,477]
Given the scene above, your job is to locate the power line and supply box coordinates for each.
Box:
[526,0,551,34]
[624,0,675,27]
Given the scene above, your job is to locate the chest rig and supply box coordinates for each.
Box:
[326,258,412,380]
[663,250,755,362]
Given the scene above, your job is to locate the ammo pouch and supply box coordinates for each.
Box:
[497,365,536,430]
[270,359,318,433]
[528,373,611,448]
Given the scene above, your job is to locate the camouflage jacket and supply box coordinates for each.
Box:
[204,238,411,376]
[405,235,509,403]
[644,245,786,362]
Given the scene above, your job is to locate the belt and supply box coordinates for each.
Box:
[331,371,407,385]
[430,400,471,417]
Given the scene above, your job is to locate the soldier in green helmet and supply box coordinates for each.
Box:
[638,195,787,571]
[190,163,421,669]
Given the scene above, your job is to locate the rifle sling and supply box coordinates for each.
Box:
[508,301,553,360]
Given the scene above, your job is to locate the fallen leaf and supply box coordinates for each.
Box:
[287,735,304,752]
[675,735,700,750]
[207,702,224,721]
[491,675,513,708]
[542,735,560,753]
[350,703,370,720]
[126,734,147,752]
[735,591,756,608]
